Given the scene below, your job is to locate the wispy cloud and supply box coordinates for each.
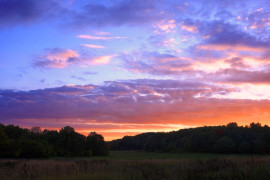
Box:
[77,35,127,40]
[81,44,106,49]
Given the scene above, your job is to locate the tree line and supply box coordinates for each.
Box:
[110,122,270,154]
[0,124,109,158]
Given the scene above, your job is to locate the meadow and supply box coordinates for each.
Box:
[1,151,270,180]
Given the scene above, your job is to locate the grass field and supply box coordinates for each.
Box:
[1,151,270,180]
[52,151,264,160]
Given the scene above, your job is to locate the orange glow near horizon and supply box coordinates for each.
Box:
[19,117,270,141]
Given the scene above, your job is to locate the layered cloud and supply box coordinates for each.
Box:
[1,79,270,140]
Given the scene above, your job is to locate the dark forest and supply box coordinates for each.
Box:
[0,124,109,158]
[110,122,270,154]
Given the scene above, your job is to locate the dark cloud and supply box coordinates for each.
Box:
[68,0,164,28]
[0,0,60,27]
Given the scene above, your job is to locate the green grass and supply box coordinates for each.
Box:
[1,151,270,180]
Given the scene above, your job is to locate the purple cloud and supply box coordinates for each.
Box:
[212,68,270,84]
[0,0,60,27]
[122,51,193,75]
[68,0,165,28]
[0,79,234,125]
[198,21,270,49]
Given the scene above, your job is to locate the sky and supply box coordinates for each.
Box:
[1,0,270,140]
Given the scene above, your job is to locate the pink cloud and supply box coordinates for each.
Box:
[46,49,79,61]
[154,19,177,33]
[34,48,80,68]
[77,35,128,40]
[34,48,117,68]
[81,44,106,49]
[92,55,116,65]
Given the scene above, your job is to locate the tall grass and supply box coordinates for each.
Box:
[1,156,270,179]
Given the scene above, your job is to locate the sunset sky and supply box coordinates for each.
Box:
[1,0,270,140]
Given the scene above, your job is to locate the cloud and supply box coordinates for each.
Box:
[34,48,80,68]
[122,51,193,75]
[0,79,232,122]
[1,79,270,134]
[92,55,116,65]
[81,44,106,49]
[196,44,268,53]
[77,35,127,40]
[84,71,97,75]
[0,0,60,27]
[212,68,270,84]
[71,75,86,81]
[197,21,270,50]
[224,57,249,68]
[93,31,111,36]
[179,20,198,33]
[33,48,116,68]
[154,19,177,33]
[246,8,270,30]
[69,0,163,27]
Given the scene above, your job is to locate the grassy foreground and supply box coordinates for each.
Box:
[1,151,270,180]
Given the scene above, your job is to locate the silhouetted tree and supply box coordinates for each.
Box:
[0,124,109,158]
[58,126,86,156]
[86,132,109,156]
[110,122,270,154]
